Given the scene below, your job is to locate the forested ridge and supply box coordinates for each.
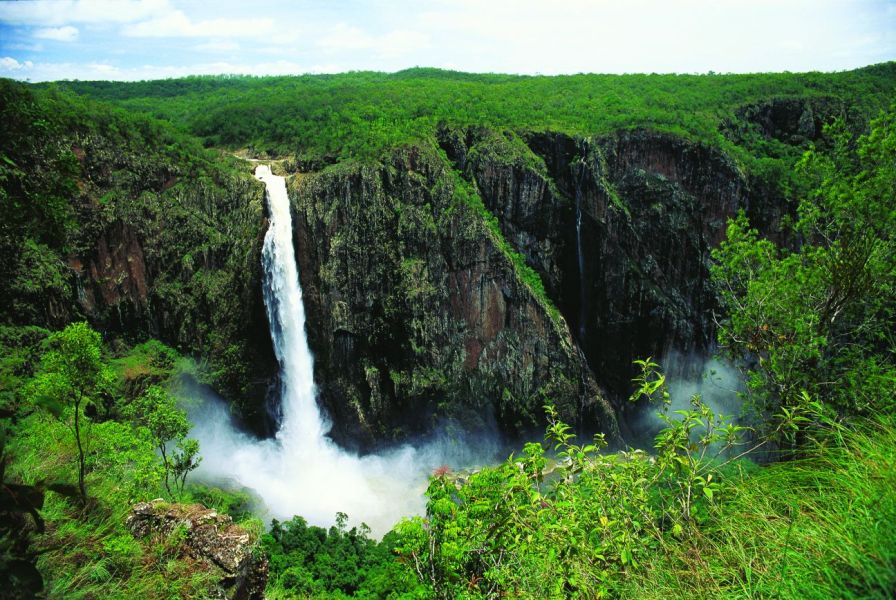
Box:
[51,63,896,166]
[1,64,895,598]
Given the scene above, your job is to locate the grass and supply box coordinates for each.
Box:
[8,406,259,599]
[449,167,563,324]
[622,416,896,599]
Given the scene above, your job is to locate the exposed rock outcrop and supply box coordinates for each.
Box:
[127,500,268,600]
[721,96,849,146]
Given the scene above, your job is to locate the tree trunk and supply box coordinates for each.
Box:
[74,391,87,504]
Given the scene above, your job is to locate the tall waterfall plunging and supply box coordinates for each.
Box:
[187,164,494,536]
[257,164,325,443]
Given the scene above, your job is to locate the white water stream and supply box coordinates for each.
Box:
[189,165,490,535]
[575,186,586,339]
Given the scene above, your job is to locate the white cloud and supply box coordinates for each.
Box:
[0,58,337,82]
[413,0,896,74]
[86,62,121,75]
[0,0,170,26]
[122,9,273,38]
[195,40,240,52]
[377,30,430,59]
[0,56,34,71]
[34,26,79,42]
[778,40,806,51]
[317,24,370,51]
[318,24,429,59]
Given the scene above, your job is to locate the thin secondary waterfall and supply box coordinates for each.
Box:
[575,164,586,339]
[187,164,496,536]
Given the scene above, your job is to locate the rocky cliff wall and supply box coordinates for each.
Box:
[10,124,791,446]
[5,76,823,447]
[72,170,278,430]
[1,98,279,431]
[439,127,773,427]
[287,146,617,449]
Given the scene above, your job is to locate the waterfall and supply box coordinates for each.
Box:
[575,165,586,339]
[257,164,325,442]
[186,164,497,536]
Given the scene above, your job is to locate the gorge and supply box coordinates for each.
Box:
[1,63,894,598]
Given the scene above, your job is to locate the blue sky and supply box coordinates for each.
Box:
[1,0,894,81]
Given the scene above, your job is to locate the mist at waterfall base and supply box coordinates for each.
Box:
[184,165,500,537]
[186,390,498,536]
[630,353,746,447]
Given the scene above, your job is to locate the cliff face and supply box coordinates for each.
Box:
[0,82,278,431]
[438,127,770,424]
[62,163,278,430]
[264,125,790,446]
[4,78,823,447]
[287,147,617,449]
[4,120,785,446]
[570,131,747,398]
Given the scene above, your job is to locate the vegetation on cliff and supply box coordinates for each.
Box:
[0,78,276,429]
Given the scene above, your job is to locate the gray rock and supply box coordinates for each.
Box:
[127,499,268,600]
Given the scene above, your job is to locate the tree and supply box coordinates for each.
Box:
[128,385,200,497]
[26,322,106,504]
[711,110,896,430]
[171,437,201,495]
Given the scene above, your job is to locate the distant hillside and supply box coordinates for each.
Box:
[45,63,896,168]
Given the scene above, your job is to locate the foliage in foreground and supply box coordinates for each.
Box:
[621,416,896,598]
[388,411,896,599]
[0,324,254,598]
[253,399,896,599]
[712,109,895,432]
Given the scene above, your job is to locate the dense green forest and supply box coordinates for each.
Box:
[50,63,896,166]
[2,63,895,598]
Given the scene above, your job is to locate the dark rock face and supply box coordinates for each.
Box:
[45,125,784,447]
[6,80,856,446]
[67,221,152,334]
[34,122,806,448]
[127,500,268,599]
[0,89,278,425]
[721,96,848,146]
[577,131,747,397]
[61,157,277,432]
[440,127,762,427]
[290,126,784,445]
[288,147,618,450]
[440,126,571,301]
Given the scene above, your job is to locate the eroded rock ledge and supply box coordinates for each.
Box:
[127,499,268,599]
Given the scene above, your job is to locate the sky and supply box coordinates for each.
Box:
[0,0,894,81]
